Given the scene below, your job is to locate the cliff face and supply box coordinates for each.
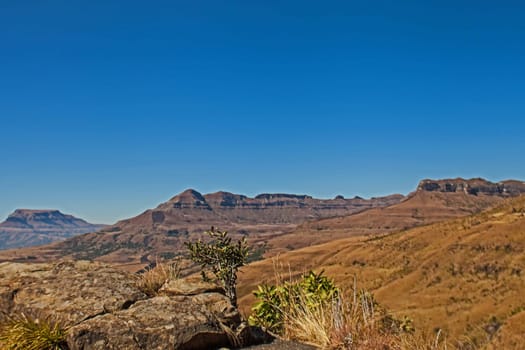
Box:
[417,178,525,196]
[0,210,106,250]
[113,189,404,233]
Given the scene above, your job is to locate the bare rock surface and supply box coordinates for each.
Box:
[0,260,145,325]
[0,260,256,350]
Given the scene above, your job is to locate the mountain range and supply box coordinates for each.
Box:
[0,190,403,268]
[1,177,524,271]
[1,177,525,347]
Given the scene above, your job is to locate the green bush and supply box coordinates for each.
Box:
[249,270,338,333]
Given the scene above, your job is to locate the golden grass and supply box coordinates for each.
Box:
[281,286,451,349]
[251,265,450,350]
[136,259,181,296]
[0,313,67,350]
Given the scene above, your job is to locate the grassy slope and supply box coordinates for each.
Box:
[239,195,525,348]
[263,191,505,255]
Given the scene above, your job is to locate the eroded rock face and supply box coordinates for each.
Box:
[67,296,236,350]
[417,178,525,197]
[0,260,246,350]
[0,260,145,325]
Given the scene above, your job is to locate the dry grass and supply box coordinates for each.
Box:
[252,265,450,350]
[0,313,68,350]
[281,282,450,349]
[136,259,181,296]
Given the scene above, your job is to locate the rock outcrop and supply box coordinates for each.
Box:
[0,210,106,250]
[417,178,525,196]
[0,260,253,350]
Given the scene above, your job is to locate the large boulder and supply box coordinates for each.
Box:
[0,260,247,349]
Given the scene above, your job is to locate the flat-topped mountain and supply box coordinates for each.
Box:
[417,178,525,195]
[0,209,106,250]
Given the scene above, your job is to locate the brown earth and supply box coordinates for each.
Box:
[238,195,525,349]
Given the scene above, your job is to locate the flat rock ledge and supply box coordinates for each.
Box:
[0,260,268,350]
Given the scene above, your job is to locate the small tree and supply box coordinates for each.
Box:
[185,227,249,307]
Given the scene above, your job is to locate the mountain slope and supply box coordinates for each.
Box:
[238,195,525,348]
[266,178,525,252]
[0,209,106,249]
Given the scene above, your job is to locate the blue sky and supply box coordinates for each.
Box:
[1,1,524,223]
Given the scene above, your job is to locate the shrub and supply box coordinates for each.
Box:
[249,270,338,334]
[185,227,249,307]
[0,313,67,350]
[249,272,441,349]
[137,259,180,297]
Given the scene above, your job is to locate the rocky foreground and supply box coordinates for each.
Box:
[0,260,289,350]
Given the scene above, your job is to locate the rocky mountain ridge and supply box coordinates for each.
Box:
[0,190,403,268]
[0,209,106,250]
[417,178,525,196]
[118,188,404,229]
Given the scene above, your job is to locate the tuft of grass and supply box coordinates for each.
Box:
[0,313,68,350]
[137,259,181,297]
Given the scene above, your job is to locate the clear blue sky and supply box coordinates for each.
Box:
[1,1,524,223]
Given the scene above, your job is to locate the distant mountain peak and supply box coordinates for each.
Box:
[168,189,210,210]
[0,209,106,250]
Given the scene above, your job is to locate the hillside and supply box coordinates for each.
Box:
[0,190,402,268]
[238,195,525,348]
[266,178,525,253]
[0,209,106,250]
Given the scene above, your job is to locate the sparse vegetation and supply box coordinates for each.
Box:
[249,271,444,349]
[136,259,181,297]
[0,313,68,350]
[249,270,338,333]
[185,227,249,307]
[247,242,268,263]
